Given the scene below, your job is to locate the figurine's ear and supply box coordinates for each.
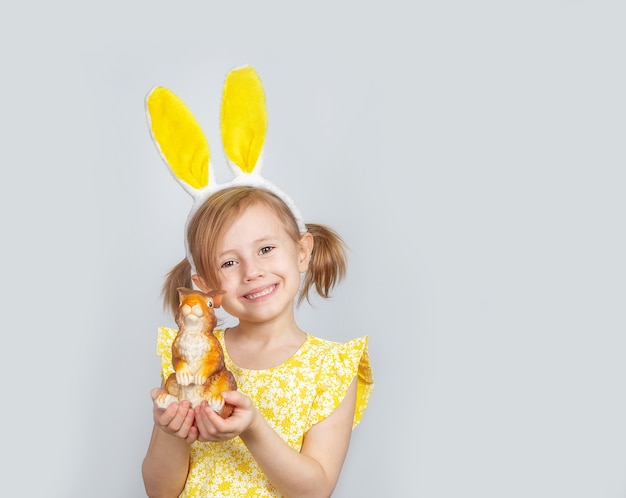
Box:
[192,275,209,292]
[220,66,267,175]
[146,86,214,196]
[176,287,190,304]
[209,290,226,309]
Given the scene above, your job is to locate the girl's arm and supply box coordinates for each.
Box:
[195,377,358,498]
[141,389,196,498]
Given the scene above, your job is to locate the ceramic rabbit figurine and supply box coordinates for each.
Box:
[156,287,237,418]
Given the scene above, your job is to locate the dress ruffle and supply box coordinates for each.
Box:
[308,336,374,428]
[157,326,177,380]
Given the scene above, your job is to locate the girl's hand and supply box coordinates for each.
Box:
[194,391,259,442]
[150,388,198,444]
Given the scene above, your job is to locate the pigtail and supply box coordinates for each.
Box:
[162,258,194,316]
[299,223,347,305]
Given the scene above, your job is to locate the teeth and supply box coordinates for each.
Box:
[246,285,275,300]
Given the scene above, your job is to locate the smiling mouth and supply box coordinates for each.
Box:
[244,285,276,301]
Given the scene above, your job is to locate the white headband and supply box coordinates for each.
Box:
[145,65,306,274]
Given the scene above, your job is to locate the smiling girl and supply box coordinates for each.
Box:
[141,66,373,498]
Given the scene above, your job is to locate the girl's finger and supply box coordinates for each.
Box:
[175,408,195,438]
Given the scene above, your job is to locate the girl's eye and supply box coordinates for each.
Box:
[221,260,236,269]
[259,246,274,255]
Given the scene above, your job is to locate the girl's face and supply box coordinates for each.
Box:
[211,203,312,324]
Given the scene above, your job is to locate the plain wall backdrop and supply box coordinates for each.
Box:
[2,1,625,497]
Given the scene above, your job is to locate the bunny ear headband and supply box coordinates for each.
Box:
[145,65,306,274]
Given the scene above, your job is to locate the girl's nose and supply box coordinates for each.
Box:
[243,260,264,281]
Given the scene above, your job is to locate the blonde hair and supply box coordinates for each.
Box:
[162,186,347,316]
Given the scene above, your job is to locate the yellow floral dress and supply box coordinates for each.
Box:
[157,327,374,498]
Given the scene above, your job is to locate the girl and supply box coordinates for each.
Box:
[141,66,373,498]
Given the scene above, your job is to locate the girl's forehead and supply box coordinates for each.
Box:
[220,203,286,242]
[236,202,281,224]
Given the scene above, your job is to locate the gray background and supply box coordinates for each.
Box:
[2,1,625,497]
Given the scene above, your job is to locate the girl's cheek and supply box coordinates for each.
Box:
[218,275,236,292]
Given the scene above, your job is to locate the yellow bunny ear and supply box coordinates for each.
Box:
[146,86,211,191]
[220,66,267,174]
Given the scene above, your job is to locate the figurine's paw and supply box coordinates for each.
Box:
[176,372,207,386]
[155,393,179,409]
[207,395,225,414]
[176,372,193,386]
[192,374,207,385]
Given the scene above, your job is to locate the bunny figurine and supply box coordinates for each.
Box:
[155,287,237,418]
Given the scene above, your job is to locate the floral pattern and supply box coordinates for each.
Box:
[156,327,374,497]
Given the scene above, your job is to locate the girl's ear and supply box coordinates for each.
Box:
[297,232,314,273]
[192,274,210,292]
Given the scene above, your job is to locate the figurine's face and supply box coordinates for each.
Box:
[212,204,312,324]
